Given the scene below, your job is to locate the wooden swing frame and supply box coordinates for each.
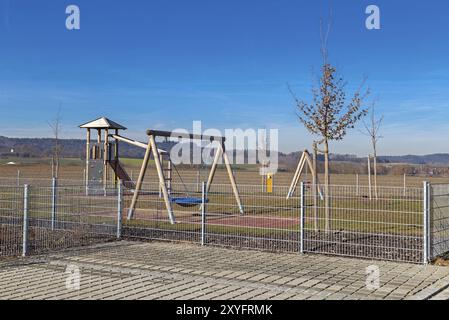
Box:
[126,129,244,224]
[286,144,325,200]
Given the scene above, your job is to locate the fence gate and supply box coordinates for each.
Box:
[429,183,449,260]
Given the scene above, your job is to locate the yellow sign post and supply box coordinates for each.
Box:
[266,173,273,193]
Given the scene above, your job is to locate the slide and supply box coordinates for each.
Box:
[108,160,136,190]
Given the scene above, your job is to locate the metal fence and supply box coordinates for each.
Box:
[121,181,431,263]
[0,186,24,257]
[121,182,301,253]
[302,183,424,263]
[429,183,449,260]
[1,178,449,264]
[0,182,120,257]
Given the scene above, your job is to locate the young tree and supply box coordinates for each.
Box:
[289,17,369,231]
[48,106,62,179]
[362,100,383,199]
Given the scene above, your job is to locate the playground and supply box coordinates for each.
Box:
[0,117,448,265]
[0,117,449,264]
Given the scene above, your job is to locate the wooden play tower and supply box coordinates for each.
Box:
[80,117,128,191]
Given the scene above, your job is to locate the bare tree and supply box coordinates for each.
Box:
[361,99,383,199]
[48,106,62,179]
[289,16,369,231]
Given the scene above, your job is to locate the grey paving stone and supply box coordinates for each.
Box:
[1,241,449,300]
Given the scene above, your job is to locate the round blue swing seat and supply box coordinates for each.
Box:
[170,197,209,207]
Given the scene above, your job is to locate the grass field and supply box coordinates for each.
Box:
[1,156,448,188]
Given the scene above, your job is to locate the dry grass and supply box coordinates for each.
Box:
[1,158,448,187]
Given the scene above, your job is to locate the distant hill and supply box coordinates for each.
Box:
[1,136,449,166]
[378,154,449,165]
[0,136,173,159]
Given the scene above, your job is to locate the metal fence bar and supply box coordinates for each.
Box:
[201,181,206,246]
[429,183,449,260]
[117,181,123,239]
[424,181,429,264]
[300,181,305,254]
[22,184,29,257]
[51,178,57,230]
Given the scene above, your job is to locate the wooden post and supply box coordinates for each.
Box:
[159,154,164,198]
[127,139,152,220]
[114,129,119,186]
[221,143,244,214]
[206,146,222,193]
[86,129,91,193]
[292,155,306,193]
[287,152,306,199]
[150,135,175,224]
[104,128,109,189]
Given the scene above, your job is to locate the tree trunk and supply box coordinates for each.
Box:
[324,139,331,232]
[367,155,372,200]
[373,144,378,200]
[313,143,318,232]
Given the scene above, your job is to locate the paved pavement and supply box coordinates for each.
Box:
[1,241,449,300]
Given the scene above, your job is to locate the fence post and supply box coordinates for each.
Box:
[197,170,200,193]
[51,177,57,230]
[300,181,305,254]
[117,180,123,239]
[201,181,206,246]
[22,184,29,257]
[404,174,407,197]
[17,169,20,187]
[423,181,430,264]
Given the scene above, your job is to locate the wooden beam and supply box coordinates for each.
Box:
[127,139,152,220]
[221,144,244,214]
[104,128,109,188]
[149,135,176,224]
[287,152,306,199]
[86,129,90,191]
[206,145,222,193]
[110,134,167,154]
[146,129,225,142]
[114,129,119,186]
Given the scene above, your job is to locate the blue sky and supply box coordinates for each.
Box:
[0,0,449,155]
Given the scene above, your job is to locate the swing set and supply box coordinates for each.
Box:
[80,117,244,225]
